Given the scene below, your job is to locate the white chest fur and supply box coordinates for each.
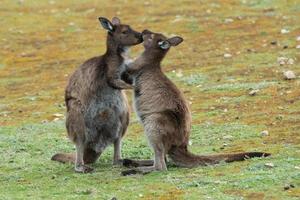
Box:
[120,47,133,73]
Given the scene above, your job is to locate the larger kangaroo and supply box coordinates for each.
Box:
[51,17,142,173]
[122,30,270,175]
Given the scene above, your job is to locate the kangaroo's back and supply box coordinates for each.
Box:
[65,56,105,109]
[134,68,191,147]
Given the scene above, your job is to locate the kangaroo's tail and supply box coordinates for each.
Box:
[51,153,75,164]
[168,146,270,168]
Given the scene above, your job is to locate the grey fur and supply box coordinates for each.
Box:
[51,17,142,173]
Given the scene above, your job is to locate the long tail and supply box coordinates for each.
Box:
[51,153,76,164]
[168,146,271,168]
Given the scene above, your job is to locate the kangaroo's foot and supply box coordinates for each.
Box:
[121,166,155,176]
[75,164,94,173]
[121,164,167,176]
[122,159,154,168]
[113,159,124,166]
[75,144,94,173]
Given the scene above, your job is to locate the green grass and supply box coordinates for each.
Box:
[200,81,276,92]
[1,0,300,199]
[0,121,299,199]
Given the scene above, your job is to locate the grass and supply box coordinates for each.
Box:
[0,0,300,199]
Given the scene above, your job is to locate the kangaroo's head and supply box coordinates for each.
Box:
[141,29,183,57]
[99,17,143,48]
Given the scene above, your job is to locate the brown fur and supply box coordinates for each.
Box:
[121,30,270,175]
[51,17,142,173]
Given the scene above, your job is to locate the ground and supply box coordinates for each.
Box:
[0,0,299,199]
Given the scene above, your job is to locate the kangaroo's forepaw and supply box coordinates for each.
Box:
[75,164,94,173]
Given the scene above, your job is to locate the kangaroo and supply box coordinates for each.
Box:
[121,30,270,175]
[51,17,143,173]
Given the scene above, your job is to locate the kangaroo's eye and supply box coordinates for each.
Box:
[122,30,129,34]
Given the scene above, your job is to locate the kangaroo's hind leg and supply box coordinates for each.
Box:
[74,143,94,173]
[122,116,168,175]
[113,137,123,165]
[113,104,130,165]
[112,122,128,165]
[121,141,166,175]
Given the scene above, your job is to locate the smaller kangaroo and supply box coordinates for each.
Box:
[51,17,142,173]
[121,30,270,175]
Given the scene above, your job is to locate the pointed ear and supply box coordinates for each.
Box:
[167,36,183,46]
[111,17,121,25]
[158,40,171,50]
[98,17,114,32]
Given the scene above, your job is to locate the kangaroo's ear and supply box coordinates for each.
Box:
[112,17,121,25]
[167,36,183,46]
[99,17,114,32]
[158,40,171,50]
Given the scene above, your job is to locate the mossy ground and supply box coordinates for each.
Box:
[0,0,299,199]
